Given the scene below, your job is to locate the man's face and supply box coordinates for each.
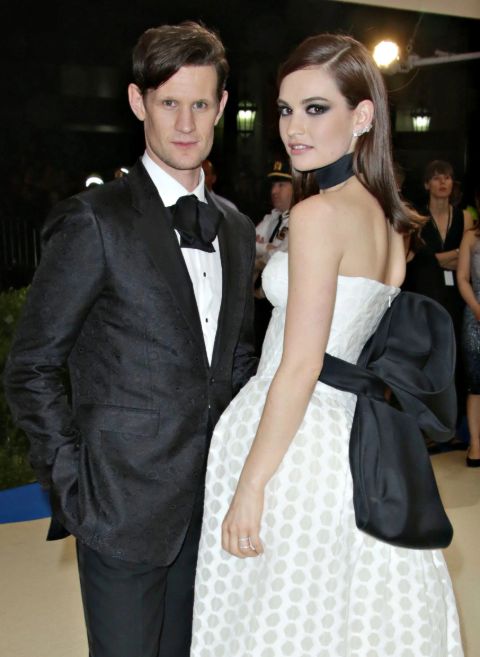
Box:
[271,180,293,213]
[129,66,228,186]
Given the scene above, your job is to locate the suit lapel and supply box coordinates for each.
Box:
[128,161,207,360]
[210,195,246,371]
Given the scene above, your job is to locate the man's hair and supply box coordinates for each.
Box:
[132,21,229,100]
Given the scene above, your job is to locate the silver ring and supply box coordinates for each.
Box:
[238,536,257,552]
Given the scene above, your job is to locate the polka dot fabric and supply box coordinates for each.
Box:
[191,253,463,657]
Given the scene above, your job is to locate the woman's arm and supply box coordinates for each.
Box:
[222,196,344,558]
[464,208,475,231]
[457,231,480,318]
[435,209,475,270]
[436,250,458,270]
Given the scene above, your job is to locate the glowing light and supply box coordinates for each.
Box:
[85,174,104,187]
[236,100,257,136]
[373,41,400,68]
[411,109,431,132]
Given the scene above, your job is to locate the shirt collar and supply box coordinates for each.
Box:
[142,152,206,207]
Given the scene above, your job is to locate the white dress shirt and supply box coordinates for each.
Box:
[142,153,222,364]
[255,209,289,259]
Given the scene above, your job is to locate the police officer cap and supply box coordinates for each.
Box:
[267,160,292,182]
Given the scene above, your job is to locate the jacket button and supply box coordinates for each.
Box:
[210,377,215,384]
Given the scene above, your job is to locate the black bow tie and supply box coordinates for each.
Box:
[169,195,222,253]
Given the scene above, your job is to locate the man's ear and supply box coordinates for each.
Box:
[128,83,146,121]
[214,90,228,126]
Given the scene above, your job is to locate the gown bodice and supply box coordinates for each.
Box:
[258,252,400,378]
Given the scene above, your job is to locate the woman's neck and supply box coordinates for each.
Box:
[314,152,354,192]
[429,197,450,215]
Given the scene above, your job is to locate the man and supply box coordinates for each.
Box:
[4,22,256,657]
[253,160,293,353]
[201,158,239,212]
[255,159,293,268]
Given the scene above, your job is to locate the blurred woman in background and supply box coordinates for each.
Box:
[458,222,480,466]
[421,160,475,425]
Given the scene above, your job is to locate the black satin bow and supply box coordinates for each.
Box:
[170,195,222,253]
[319,292,456,549]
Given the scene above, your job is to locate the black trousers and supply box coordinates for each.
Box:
[76,488,204,657]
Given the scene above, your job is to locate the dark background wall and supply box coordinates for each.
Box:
[1,0,479,282]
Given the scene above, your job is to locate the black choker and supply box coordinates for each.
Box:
[314,152,354,190]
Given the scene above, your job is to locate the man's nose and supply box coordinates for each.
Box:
[175,107,195,133]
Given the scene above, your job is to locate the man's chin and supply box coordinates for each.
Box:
[164,156,206,173]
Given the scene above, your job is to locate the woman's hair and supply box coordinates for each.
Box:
[277,33,421,234]
[424,159,454,183]
[424,160,460,206]
[132,21,229,100]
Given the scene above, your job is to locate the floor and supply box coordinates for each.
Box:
[0,451,478,657]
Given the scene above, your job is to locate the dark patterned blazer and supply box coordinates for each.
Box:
[3,160,257,565]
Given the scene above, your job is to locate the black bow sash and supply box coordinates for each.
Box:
[319,292,456,549]
[170,195,222,253]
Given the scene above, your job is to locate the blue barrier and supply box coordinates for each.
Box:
[0,483,51,523]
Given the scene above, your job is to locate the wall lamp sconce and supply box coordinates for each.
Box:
[236,100,257,137]
[411,108,431,132]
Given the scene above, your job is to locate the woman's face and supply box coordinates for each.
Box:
[277,66,357,172]
[425,172,453,201]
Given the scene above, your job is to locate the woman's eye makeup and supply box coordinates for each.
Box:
[306,103,330,115]
[277,105,291,116]
[277,103,330,116]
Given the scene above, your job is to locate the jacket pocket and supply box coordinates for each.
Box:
[73,404,162,531]
[75,403,160,437]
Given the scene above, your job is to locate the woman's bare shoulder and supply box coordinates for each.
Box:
[462,227,478,243]
[291,193,337,217]
[289,194,347,239]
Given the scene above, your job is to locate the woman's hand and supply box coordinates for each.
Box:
[436,249,459,271]
[222,480,265,558]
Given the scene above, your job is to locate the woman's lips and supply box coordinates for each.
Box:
[288,143,312,155]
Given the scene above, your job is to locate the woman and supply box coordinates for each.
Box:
[422,161,475,421]
[458,226,480,466]
[421,160,474,329]
[422,161,474,291]
[191,35,463,656]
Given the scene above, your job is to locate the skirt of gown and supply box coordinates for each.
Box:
[191,261,463,657]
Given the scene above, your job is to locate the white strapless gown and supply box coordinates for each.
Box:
[191,252,463,657]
